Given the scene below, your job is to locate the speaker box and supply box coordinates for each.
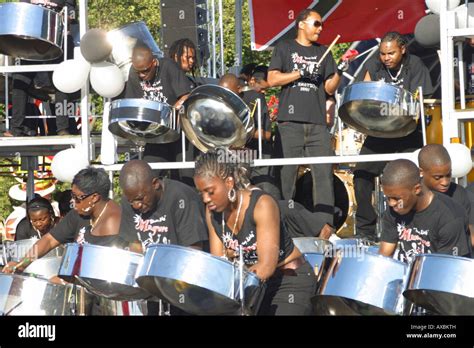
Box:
[161,0,209,64]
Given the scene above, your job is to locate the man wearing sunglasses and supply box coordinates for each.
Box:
[268,9,348,234]
[124,41,194,179]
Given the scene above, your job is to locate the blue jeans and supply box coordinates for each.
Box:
[274,122,334,226]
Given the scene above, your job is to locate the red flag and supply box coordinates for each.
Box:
[250,0,427,50]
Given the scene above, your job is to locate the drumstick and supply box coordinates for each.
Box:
[317,34,341,66]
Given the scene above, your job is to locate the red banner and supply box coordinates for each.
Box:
[250,0,427,50]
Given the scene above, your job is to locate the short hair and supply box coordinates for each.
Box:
[132,40,153,62]
[119,160,155,191]
[168,38,197,71]
[26,196,55,218]
[380,31,407,48]
[381,159,421,188]
[418,144,451,170]
[218,73,240,94]
[72,167,110,199]
[194,148,251,190]
[295,9,319,31]
[252,65,268,81]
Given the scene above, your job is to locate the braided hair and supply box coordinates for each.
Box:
[168,38,197,75]
[380,32,407,49]
[26,196,55,219]
[194,148,251,190]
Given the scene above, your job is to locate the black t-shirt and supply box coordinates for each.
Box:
[50,209,128,248]
[242,90,272,154]
[382,192,470,263]
[119,178,209,250]
[445,182,474,225]
[15,218,41,241]
[269,39,337,124]
[277,200,326,238]
[361,53,434,95]
[124,58,192,105]
[210,190,294,265]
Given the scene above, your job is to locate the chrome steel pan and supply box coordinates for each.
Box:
[109,98,179,144]
[136,244,264,315]
[292,237,331,275]
[338,81,419,138]
[0,273,92,315]
[403,254,474,315]
[313,251,407,315]
[0,2,64,61]
[182,85,253,153]
[107,21,163,81]
[58,243,151,301]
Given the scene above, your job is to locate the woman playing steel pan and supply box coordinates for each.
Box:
[14,196,59,241]
[2,167,125,274]
[193,149,317,315]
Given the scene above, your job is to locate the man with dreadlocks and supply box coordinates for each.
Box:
[193,148,317,315]
[168,38,198,87]
[353,31,434,242]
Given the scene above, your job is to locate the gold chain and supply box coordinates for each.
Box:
[91,201,109,230]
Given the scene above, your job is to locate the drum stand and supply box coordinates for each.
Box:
[374,177,386,240]
[239,246,245,316]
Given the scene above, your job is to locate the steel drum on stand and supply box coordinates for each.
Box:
[0,2,64,61]
[0,273,92,315]
[312,251,408,315]
[182,85,254,153]
[58,243,151,301]
[136,244,265,315]
[338,81,419,138]
[403,254,474,315]
[108,99,179,145]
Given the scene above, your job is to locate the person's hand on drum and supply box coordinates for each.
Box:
[2,261,21,274]
[319,223,335,240]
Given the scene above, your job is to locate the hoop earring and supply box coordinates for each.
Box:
[228,188,237,203]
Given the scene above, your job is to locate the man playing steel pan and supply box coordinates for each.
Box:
[353,32,434,242]
[123,41,194,180]
[379,159,471,263]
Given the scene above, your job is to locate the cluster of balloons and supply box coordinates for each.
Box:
[52,29,125,98]
[414,0,466,47]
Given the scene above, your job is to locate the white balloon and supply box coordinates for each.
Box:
[426,0,461,14]
[51,148,89,183]
[445,143,473,178]
[52,59,91,93]
[90,62,125,98]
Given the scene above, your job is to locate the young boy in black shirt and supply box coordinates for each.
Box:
[379,159,470,263]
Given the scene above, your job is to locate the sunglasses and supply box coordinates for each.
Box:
[71,192,94,203]
[304,19,323,28]
[134,59,156,75]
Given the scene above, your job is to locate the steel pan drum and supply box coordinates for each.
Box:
[0,2,64,61]
[23,256,63,279]
[107,22,163,81]
[403,254,474,315]
[0,273,92,315]
[339,82,419,138]
[313,251,407,315]
[58,243,151,301]
[109,98,179,144]
[182,85,254,153]
[136,244,264,315]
